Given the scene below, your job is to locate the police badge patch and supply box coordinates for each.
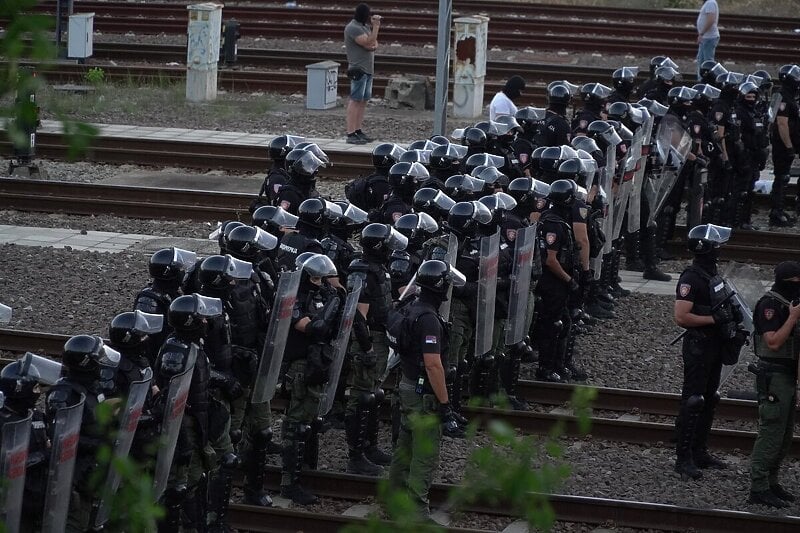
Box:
[694,124,701,134]
[715,111,724,122]
[780,102,787,111]
[280,200,291,210]
[578,207,588,219]
[546,232,557,245]
[519,153,529,164]
[679,283,691,297]
[579,120,588,130]
[764,308,775,320]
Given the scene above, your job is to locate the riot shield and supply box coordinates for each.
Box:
[152,345,197,501]
[0,303,11,324]
[722,262,766,334]
[318,279,362,417]
[251,270,302,404]
[93,372,152,528]
[20,352,63,385]
[767,93,782,125]
[505,224,536,346]
[648,114,691,225]
[1,414,32,533]
[599,144,616,260]
[439,232,459,321]
[42,395,85,533]
[475,230,500,358]
[627,112,654,233]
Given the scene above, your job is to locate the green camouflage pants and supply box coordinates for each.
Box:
[449,298,474,368]
[750,371,797,492]
[230,389,271,455]
[388,379,441,516]
[347,330,389,412]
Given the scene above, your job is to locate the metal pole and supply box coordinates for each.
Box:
[433,0,452,136]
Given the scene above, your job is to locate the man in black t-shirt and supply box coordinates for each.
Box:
[769,65,800,226]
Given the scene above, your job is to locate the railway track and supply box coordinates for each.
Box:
[22,1,800,61]
[1,327,795,457]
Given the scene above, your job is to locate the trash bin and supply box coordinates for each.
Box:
[305,60,340,110]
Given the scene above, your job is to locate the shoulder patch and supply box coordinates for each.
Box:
[392,212,403,222]
[578,207,588,219]
[519,153,528,164]
[694,124,701,134]
[579,119,588,129]
[764,308,775,320]
[280,200,291,210]
[425,335,438,344]
[273,184,282,194]
[780,102,787,111]
[546,232,557,245]
[679,283,691,298]
[715,111,724,122]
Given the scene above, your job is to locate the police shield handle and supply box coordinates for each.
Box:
[318,279,362,417]
[251,270,302,404]
[93,376,152,528]
[0,414,32,533]
[152,346,197,501]
[42,395,86,533]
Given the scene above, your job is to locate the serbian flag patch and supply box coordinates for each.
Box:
[425,335,438,344]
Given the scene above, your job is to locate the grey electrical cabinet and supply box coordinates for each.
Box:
[305,61,340,110]
[68,13,94,59]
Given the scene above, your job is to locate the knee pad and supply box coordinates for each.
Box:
[708,391,720,408]
[220,451,240,472]
[254,427,273,447]
[229,429,243,446]
[373,388,385,404]
[358,392,375,408]
[446,365,457,383]
[164,483,188,505]
[686,394,705,413]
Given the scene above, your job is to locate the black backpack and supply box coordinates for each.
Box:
[345,174,389,211]
[386,297,436,354]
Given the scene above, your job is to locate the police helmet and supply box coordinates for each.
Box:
[547,82,572,106]
[415,260,466,294]
[580,83,612,106]
[252,205,299,236]
[290,150,326,180]
[606,101,630,123]
[361,223,408,255]
[372,143,406,170]
[63,334,120,375]
[515,106,546,135]
[655,66,680,84]
[300,253,338,279]
[738,81,760,98]
[447,201,486,237]
[571,135,601,157]
[508,177,550,210]
[752,69,773,92]
[430,143,467,171]
[462,127,487,149]
[389,162,429,187]
[109,310,164,348]
[198,254,253,290]
[268,134,304,161]
[168,294,223,333]
[394,213,439,249]
[547,179,577,207]
[0,360,42,407]
[668,86,698,106]
[699,60,718,82]
[687,224,731,255]
[778,64,800,88]
[557,158,582,181]
[444,174,483,202]
[413,187,456,221]
[649,55,667,74]
[297,197,328,229]
[149,247,197,282]
[612,66,639,93]
[586,121,622,149]
[476,166,510,191]
[430,135,450,146]
[226,225,278,260]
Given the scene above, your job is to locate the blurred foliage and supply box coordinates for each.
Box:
[344,387,597,532]
[1,0,98,159]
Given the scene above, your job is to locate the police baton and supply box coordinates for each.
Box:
[669,289,739,346]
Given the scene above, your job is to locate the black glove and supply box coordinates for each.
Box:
[712,304,735,326]
[568,278,581,294]
[723,159,733,172]
[579,269,592,287]
[439,403,465,438]
[306,318,330,341]
[694,155,709,168]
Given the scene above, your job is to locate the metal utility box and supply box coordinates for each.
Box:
[306,61,340,110]
[67,13,94,59]
[186,3,223,102]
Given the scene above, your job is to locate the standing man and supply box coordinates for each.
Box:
[489,75,526,122]
[344,3,380,145]
[696,0,720,81]
[748,261,800,508]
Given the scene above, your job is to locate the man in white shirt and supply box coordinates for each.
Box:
[489,75,526,122]
[696,0,720,80]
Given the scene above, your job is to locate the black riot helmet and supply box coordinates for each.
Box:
[444,174,483,202]
[413,187,456,222]
[571,135,602,158]
[0,360,41,409]
[778,64,800,92]
[430,134,450,146]
[477,192,517,229]
[63,334,120,376]
[464,153,504,175]
[580,83,612,109]
[649,55,667,75]
[252,205,299,238]
[198,254,253,290]
[461,127,487,150]
[168,294,223,334]
[691,83,721,113]
[149,247,196,283]
[361,223,408,258]
[515,106,546,136]
[752,69,773,95]
[508,177,550,211]
[476,166,510,192]
[668,86,698,107]
[547,82,572,107]
[687,224,731,255]
[268,134,304,161]
[226,225,279,260]
[389,162,429,189]
[636,98,669,118]
[586,120,622,151]
[738,81,760,104]
[606,101,631,123]
[288,150,326,182]
[612,66,639,94]
[430,143,467,172]
[547,179,577,207]
[297,197,329,229]
[557,158,582,181]
[372,143,406,171]
[109,310,164,348]
[394,213,439,250]
[299,253,338,282]
[716,72,743,100]
[447,200,490,238]
[699,60,718,83]
[655,66,680,87]
[416,259,466,295]
[217,220,245,252]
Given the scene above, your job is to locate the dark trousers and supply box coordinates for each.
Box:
[678,332,723,456]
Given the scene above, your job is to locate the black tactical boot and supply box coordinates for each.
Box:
[364,392,392,466]
[158,484,187,533]
[748,490,789,508]
[608,248,631,298]
[534,337,564,383]
[345,394,383,476]
[655,207,677,260]
[280,423,318,505]
[674,398,703,481]
[770,484,796,502]
[624,230,645,271]
[303,417,321,470]
[641,227,671,282]
[563,326,588,381]
[499,346,527,410]
[207,452,239,533]
[243,428,274,507]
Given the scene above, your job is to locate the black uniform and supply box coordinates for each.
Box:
[571,109,603,137]
[134,281,181,365]
[770,91,800,218]
[276,230,324,272]
[251,164,290,212]
[372,195,412,224]
[539,110,571,147]
[276,180,320,216]
[735,99,769,227]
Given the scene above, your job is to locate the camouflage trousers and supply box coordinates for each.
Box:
[230,389,272,456]
[448,298,474,368]
[347,330,389,413]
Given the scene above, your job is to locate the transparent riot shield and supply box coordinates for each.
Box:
[251,270,302,404]
[718,262,765,386]
[0,302,11,324]
[318,280,362,417]
[93,372,152,529]
[767,93,783,125]
[439,233,459,322]
[42,395,85,533]
[648,114,691,225]
[505,225,536,346]
[152,345,197,501]
[1,414,32,533]
[600,144,617,260]
[627,113,654,233]
[612,178,632,240]
[475,230,500,358]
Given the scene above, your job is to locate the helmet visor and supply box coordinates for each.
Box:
[0,303,10,325]
[21,352,63,385]
[295,151,326,175]
[132,310,165,335]
[300,143,329,163]
[99,344,121,368]
[273,208,299,229]
[471,201,494,225]
[532,179,551,198]
[302,254,338,278]
[386,227,410,251]
[602,128,623,147]
[195,294,224,318]
[448,265,467,288]
[703,224,732,244]
[250,226,279,251]
[343,204,369,225]
[433,190,457,211]
[547,80,580,94]
[286,135,305,150]
[659,57,679,70]
[225,255,254,280]
[470,153,505,168]
[785,65,800,82]
[407,161,431,180]
[446,144,468,159]
[416,212,440,233]
[492,191,518,210]
[172,248,198,270]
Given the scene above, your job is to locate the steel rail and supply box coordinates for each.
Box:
[1,328,794,456]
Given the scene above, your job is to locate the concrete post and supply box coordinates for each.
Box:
[186,3,223,102]
[452,16,489,119]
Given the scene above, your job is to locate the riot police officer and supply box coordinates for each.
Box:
[748,261,800,508]
[735,81,768,230]
[373,162,428,223]
[770,65,800,227]
[281,254,342,505]
[572,83,611,136]
[540,82,573,147]
[673,224,747,480]
[534,179,579,382]
[387,259,466,519]
[645,66,680,106]
[609,67,639,104]
[276,198,329,271]
[47,334,120,532]
[429,143,467,184]
[276,148,326,215]
[252,134,304,212]
[345,224,408,475]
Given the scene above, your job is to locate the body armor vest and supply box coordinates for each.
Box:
[755,291,800,360]
[365,261,392,329]
[277,232,322,272]
[537,211,575,273]
[399,301,450,382]
[226,280,261,350]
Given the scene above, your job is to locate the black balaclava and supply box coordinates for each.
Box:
[773,261,800,301]
[354,3,371,23]
[419,287,447,307]
[693,249,719,275]
[503,76,526,101]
